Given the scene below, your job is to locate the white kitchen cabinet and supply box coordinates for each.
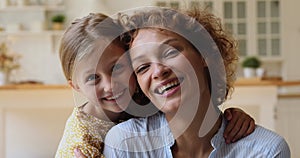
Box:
[276,96,300,158]
[0,85,74,158]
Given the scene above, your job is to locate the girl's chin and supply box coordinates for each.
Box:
[105,107,124,114]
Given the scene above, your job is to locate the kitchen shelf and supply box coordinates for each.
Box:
[0,5,65,12]
[0,30,64,36]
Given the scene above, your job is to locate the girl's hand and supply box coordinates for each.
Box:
[74,148,87,158]
[223,108,255,144]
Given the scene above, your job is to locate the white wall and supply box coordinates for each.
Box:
[64,0,110,24]
[64,0,156,18]
[8,35,66,84]
[104,0,154,15]
[281,0,300,80]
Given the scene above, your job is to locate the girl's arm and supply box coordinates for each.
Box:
[223,108,255,144]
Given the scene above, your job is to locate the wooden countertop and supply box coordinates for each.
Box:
[278,93,300,98]
[235,78,300,98]
[235,78,300,86]
[0,81,300,99]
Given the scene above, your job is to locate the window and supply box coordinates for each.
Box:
[222,0,281,58]
[257,0,280,57]
[223,1,247,56]
[190,1,213,12]
[154,0,281,59]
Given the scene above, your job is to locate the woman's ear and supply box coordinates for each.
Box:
[68,80,80,92]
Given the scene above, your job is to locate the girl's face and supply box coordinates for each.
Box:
[130,29,209,115]
[72,42,136,113]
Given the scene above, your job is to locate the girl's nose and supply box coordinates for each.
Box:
[102,77,113,92]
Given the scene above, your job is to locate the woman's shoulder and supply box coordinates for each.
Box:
[251,125,290,151]
[248,125,288,145]
[213,120,290,157]
[232,125,291,157]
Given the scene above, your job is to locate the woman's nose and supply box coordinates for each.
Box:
[152,63,171,80]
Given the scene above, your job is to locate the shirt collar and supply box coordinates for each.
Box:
[211,115,227,149]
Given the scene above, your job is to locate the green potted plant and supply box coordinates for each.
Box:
[51,14,66,30]
[241,56,262,78]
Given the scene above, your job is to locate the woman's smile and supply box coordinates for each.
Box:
[154,77,183,97]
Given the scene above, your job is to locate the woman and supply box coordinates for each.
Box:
[103,7,290,157]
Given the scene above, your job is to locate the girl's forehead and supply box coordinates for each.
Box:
[78,39,124,59]
[73,43,129,74]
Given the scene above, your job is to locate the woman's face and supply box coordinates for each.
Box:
[72,42,136,113]
[129,29,209,115]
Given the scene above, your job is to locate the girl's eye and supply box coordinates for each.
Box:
[164,48,180,58]
[86,74,100,82]
[135,64,149,74]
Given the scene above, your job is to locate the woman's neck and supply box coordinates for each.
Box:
[169,113,222,158]
[165,97,222,157]
[82,102,120,122]
[171,115,222,157]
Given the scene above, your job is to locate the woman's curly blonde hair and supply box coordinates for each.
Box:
[118,7,239,105]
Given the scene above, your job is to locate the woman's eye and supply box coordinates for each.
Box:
[164,49,179,58]
[136,65,149,74]
[86,74,100,82]
[112,63,124,72]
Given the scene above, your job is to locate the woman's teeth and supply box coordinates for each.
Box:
[158,80,180,94]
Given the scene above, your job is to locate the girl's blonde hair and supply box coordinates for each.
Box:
[59,13,125,81]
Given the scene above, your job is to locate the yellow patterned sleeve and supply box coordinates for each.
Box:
[55,107,114,158]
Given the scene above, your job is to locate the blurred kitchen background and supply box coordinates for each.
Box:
[0,0,300,157]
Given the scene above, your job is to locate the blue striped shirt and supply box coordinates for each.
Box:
[104,112,290,158]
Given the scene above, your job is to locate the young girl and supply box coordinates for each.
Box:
[56,13,255,158]
[55,12,135,158]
